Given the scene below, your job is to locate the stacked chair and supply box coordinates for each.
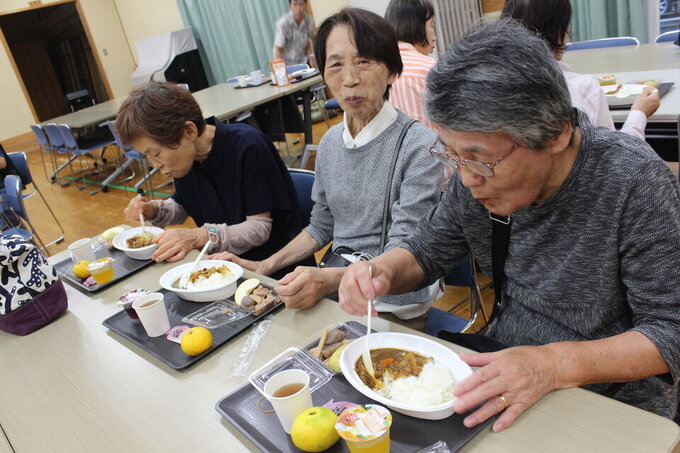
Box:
[58,124,115,193]
[99,120,157,196]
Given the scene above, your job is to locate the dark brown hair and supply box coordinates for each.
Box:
[313,8,403,99]
[116,82,205,147]
[385,0,435,48]
[501,0,571,55]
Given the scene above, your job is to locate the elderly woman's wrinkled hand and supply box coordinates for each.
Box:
[338,261,387,316]
[275,266,335,309]
[453,346,560,432]
[151,228,203,263]
[208,252,271,275]
[124,196,153,223]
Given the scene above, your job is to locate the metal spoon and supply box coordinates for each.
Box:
[179,239,212,289]
[139,213,146,232]
[362,266,376,378]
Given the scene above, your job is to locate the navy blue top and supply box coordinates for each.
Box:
[172,118,302,264]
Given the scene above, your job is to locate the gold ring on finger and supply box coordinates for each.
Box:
[498,395,509,409]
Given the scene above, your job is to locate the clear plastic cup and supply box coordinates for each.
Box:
[336,404,392,453]
[86,257,115,284]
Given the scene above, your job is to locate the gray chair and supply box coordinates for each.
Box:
[566,36,639,51]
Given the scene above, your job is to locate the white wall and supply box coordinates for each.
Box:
[310,0,346,24]
[114,0,184,65]
[347,0,391,17]
[0,0,184,141]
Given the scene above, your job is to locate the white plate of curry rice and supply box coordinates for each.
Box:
[339,332,472,420]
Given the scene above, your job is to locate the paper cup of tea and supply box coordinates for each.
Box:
[263,369,312,434]
[132,292,170,337]
[68,238,95,263]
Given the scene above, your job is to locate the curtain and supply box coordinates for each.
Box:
[177,0,288,85]
[570,0,657,44]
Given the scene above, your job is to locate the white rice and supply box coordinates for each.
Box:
[186,269,232,290]
[377,361,455,406]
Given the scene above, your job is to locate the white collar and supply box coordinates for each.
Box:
[342,102,398,149]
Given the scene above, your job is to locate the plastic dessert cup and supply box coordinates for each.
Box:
[336,404,392,453]
[87,258,116,285]
[117,288,149,321]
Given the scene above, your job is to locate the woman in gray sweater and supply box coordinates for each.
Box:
[339,20,680,429]
[216,8,442,323]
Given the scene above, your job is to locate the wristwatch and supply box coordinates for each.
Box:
[205,225,218,244]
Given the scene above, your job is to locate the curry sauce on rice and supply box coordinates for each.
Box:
[355,348,456,406]
[186,265,234,290]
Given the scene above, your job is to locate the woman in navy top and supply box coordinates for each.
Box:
[118,82,304,275]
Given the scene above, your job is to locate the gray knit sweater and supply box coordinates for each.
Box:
[401,111,680,418]
[306,111,442,307]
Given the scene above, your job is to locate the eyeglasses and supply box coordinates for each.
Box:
[428,138,518,177]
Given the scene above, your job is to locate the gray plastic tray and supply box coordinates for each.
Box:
[54,247,154,292]
[216,322,493,452]
[609,82,674,110]
[216,368,492,452]
[102,281,283,370]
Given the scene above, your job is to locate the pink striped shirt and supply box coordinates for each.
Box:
[390,42,436,130]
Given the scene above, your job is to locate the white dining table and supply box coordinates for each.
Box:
[38,74,323,145]
[0,249,679,453]
[562,42,680,123]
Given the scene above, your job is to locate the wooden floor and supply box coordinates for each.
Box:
[1,116,493,330]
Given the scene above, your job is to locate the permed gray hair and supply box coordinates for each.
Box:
[424,19,575,150]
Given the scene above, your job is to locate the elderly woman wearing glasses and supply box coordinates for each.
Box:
[216,8,442,327]
[339,20,680,430]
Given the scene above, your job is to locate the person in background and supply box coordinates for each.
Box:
[215,8,443,329]
[502,0,659,140]
[118,82,306,277]
[0,144,20,228]
[274,0,315,66]
[338,20,680,430]
[385,0,437,130]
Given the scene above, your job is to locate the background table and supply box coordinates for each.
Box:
[562,42,680,74]
[0,250,678,453]
[39,75,323,146]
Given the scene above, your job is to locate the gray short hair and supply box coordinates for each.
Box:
[424,19,575,150]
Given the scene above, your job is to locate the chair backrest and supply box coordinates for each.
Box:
[287,64,309,74]
[444,254,476,288]
[104,120,132,151]
[176,83,190,90]
[3,175,27,221]
[288,168,315,227]
[655,30,679,43]
[65,89,93,112]
[7,152,32,186]
[566,36,639,51]
[42,124,67,149]
[57,124,79,150]
[29,125,50,149]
